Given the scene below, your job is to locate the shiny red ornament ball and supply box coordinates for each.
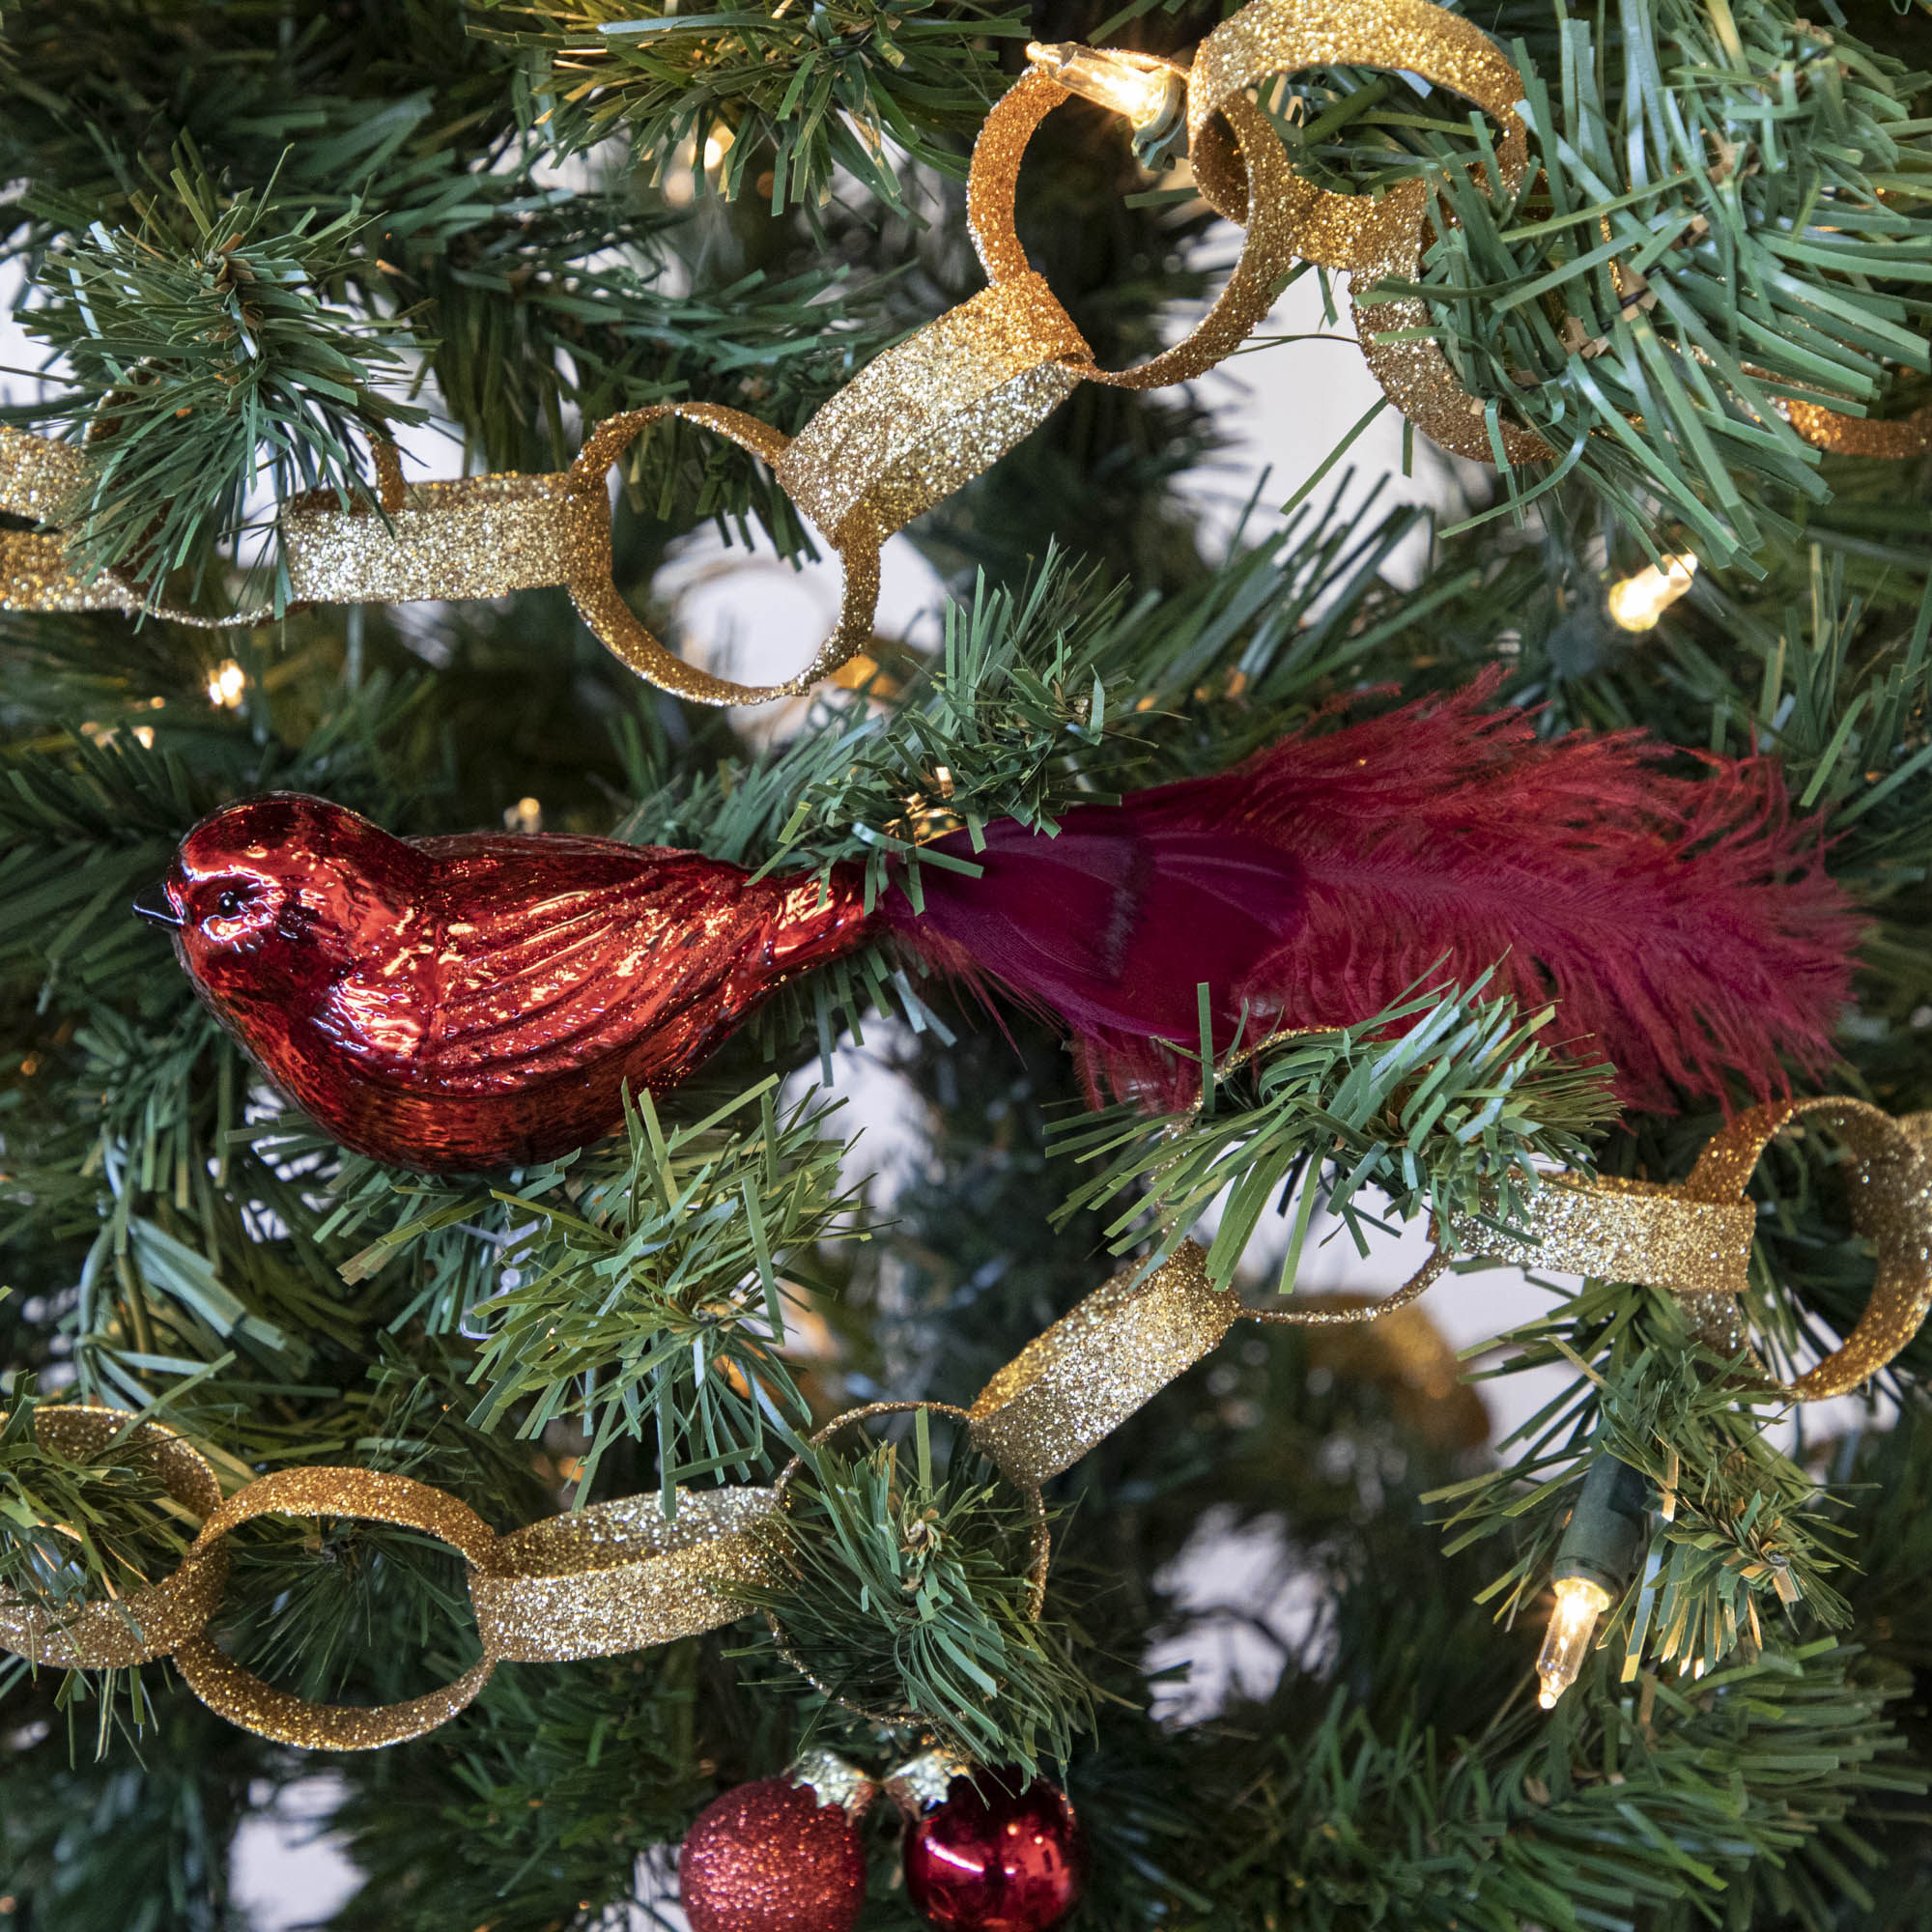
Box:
[900,1769,1087,1932]
[679,1777,867,1932]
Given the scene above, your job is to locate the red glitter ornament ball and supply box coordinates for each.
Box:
[679,1771,870,1932]
[896,1763,1087,1932]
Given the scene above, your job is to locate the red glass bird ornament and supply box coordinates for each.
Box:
[141,793,870,1170]
[140,678,1860,1172]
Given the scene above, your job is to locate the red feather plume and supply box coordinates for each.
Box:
[891,672,1861,1112]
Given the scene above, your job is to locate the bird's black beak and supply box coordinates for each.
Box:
[132,885,184,929]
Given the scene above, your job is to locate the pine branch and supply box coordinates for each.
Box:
[477,0,1029,215]
[0,1686,253,1927]
[0,0,523,270]
[323,1081,862,1505]
[0,5,882,506]
[1407,0,1932,567]
[0,1381,189,1618]
[1209,1637,1915,1932]
[618,497,1445,898]
[732,1414,1094,1776]
[1429,1277,1853,1685]
[19,146,424,604]
[1050,977,1619,1289]
[371,170,890,489]
[325,1646,723,1932]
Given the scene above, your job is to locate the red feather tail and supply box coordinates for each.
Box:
[887,673,1861,1112]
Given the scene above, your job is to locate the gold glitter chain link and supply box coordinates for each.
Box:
[3,1095,1926,1747]
[3,0,1916,703]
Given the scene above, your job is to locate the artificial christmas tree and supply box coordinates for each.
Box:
[3,0,1932,1927]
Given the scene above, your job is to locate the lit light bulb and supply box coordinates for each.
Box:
[1605,553,1698,632]
[503,795,543,835]
[207,659,245,708]
[1025,42,1180,132]
[1536,1576,1611,1709]
[702,126,734,173]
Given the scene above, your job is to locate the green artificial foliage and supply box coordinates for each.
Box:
[733,1413,1094,1776]
[480,0,1030,214]
[1208,1637,1917,1932]
[23,150,422,604]
[0,0,1930,1927]
[1051,975,1620,1287]
[324,1645,729,1930]
[1122,0,1932,567]
[1431,1276,1855,1682]
[1412,0,1932,567]
[327,1080,863,1502]
[0,1384,188,1623]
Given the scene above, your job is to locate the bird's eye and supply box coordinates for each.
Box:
[214,889,245,919]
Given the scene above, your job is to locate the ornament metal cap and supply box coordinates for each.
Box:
[789,1748,878,1821]
[883,1748,972,1817]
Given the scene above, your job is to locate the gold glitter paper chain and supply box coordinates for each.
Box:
[0,405,878,708]
[3,1094,1926,1749]
[1455,1096,1932,1401]
[4,0,1919,704]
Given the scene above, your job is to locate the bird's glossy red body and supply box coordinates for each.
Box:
[164,795,870,1169]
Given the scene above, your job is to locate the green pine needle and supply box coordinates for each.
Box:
[1392,0,1932,567]
[21,145,424,603]
[1050,976,1620,1289]
[733,1423,1093,1776]
[1429,1277,1853,1685]
[0,1383,190,1617]
[326,1080,862,1505]
[477,0,1030,215]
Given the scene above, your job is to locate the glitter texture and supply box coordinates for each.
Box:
[282,472,580,604]
[174,1465,502,1749]
[0,424,279,627]
[0,530,138,615]
[790,1748,878,1820]
[1711,1099,1932,1401]
[969,71,1300,391]
[0,402,882,705]
[1457,1097,1932,1401]
[1449,1177,1756,1296]
[173,1634,497,1751]
[969,1244,1236,1483]
[564,405,881,706]
[774,278,1088,544]
[472,1488,781,1662]
[1189,0,1548,464]
[0,423,92,517]
[1188,0,1527,266]
[0,1406,226,1668]
[7,1092,1927,1747]
[1787,399,1932,458]
[0,426,146,616]
[679,1777,867,1932]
